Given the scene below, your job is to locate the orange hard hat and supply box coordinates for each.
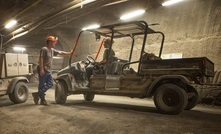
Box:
[47,36,58,42]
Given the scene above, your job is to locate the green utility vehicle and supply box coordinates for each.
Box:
[55,21,214,114]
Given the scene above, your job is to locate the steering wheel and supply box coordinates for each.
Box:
[86,55,95,64]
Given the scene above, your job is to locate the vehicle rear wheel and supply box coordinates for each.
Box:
[154,83,188,115]
[84,93,95,101]
[55,81,67,104]
[9,82,29,104]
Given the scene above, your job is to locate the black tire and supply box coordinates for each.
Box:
[9,82,29,104]
[84,93,95,101]
[55,81,67,104]
[185,89,200,110]
[214,93,221,106]
[154,84,188,115]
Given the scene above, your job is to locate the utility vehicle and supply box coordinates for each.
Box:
[55,21,214,114]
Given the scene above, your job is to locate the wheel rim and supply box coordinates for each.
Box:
[17,86,27,100]
[163,89,180,106]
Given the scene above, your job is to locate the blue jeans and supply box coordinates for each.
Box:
[37,66,53,100]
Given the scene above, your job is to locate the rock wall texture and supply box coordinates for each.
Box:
[63,0,220,71]
[25,0,220,71]
[144,0,221,70]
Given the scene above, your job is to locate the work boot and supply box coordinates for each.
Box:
[40,99,47,105]
[32,92,39,105]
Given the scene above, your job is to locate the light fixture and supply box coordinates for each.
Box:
[82,24,100,30]
[13,27,24,34]
[5,20,17,29]
[13,24,29,34]
[162,0,184,6]
[104,0,128,6]
[120,10,145,20]
[13,47,26,51]
[80,0,95,8]
[81,0,95,4]
[12,31,29,39]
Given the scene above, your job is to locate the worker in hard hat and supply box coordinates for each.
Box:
[100,37,115,64]
[86,37,115,81]
[32,36,72,105]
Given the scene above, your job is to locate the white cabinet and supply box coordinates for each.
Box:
[18,54,29,76]
[5,53,29,77]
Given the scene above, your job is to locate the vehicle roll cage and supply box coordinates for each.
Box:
[69,20,165,75]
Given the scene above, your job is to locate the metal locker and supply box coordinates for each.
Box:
[5,53,29,77]
[5,53,18,76]
[18,54,29,75]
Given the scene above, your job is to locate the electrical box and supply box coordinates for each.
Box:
[0,53,29,78]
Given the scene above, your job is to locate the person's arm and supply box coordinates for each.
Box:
[39,52,44,76]
[58,50,72,55]
[100,49,107,64]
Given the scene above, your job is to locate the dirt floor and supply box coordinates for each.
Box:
[0,84,221,134]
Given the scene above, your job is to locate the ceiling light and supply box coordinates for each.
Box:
[12,31,28,39]
[104,0,128,6]
[13,24,29,34]
[5,20,17,29]
[120,10,145,20]
[13,27,24,34]
[80,0,95,8]
[82,24,100,30]
[81,0,95,4]
[13,47,26,51]
[162,0,184,6]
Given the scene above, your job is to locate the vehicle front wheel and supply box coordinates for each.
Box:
[55,81,67,104]
[84,93,95,101]
[154,84,188,115]
[185,89,200,110]
[9,82,29,104]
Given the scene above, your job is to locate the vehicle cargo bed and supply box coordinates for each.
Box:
[141,57,214,77]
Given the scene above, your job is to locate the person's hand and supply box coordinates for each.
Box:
[70,49,73,54]
[40,69,44,76]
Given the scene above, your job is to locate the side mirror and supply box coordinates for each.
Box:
[95,34,100,41]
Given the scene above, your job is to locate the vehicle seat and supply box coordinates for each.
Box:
[107,57,129,75]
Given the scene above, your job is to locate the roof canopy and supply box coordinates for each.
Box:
[87,21,156,38]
